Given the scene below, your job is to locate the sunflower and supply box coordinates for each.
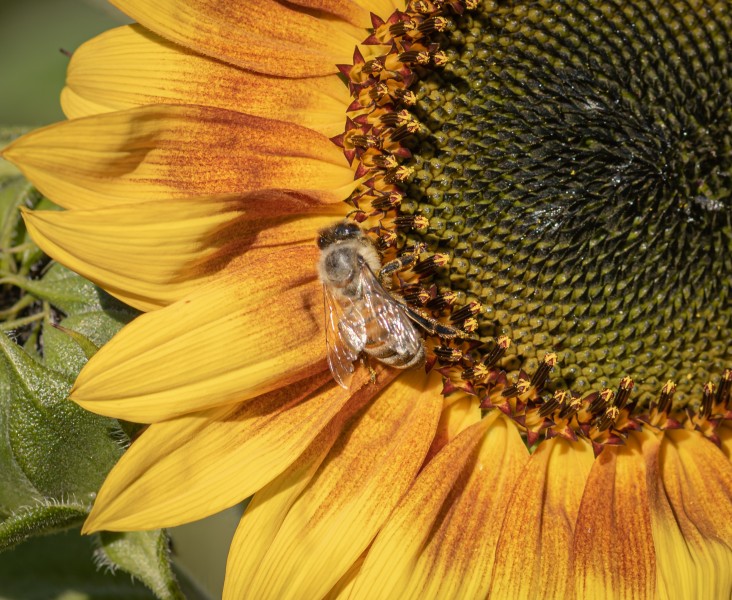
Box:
[4,0,732,597]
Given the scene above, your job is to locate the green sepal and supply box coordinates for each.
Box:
[97,530,187,600]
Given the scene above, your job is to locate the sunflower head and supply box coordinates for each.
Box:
[335,0,732,412]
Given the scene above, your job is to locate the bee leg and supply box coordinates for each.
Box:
[361,356,378,385]
[405,306,471,340]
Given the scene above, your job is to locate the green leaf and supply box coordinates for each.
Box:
[10,262,124,316]
[0,529,158,600]
[97,531,186,600]
[0,332,123,519]
[0,501,89,552]
[41,321,96,380]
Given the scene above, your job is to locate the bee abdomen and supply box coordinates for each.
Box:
[365,341,425,369]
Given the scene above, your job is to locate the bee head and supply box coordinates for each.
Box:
[317,220,361,249]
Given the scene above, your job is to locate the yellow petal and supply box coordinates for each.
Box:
[426,390,481,460]
[349,412,529,599]
[83,370,380,532]
[489,436,595,599]
[2,105,355,210]
[658,430,732,597]
[22,199,340,312]
[573,433,656,600]
[109,0,360,77]
[224,370,442,600]
[59,87,110,119]
[354,0,405,17]
[718,423,732,460]
[71,245,325,422]
[285,0,371,28]
[62,25,350,137]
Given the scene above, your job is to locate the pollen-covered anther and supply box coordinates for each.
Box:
[381,107,414,124]
[700,382,716,419]
[642,379,678,429]
[362,59,384,75]
[461,317,479,333]
[375,229,397,250]
[418,16,451,35]
[368,82,390,102]
[538,389,569,418]
[409,0,433,14]
[384,165,414,184]
[412,252,449,274]
[716,368,732,407]
[371,154,399,169]
[615,376,635,411]
[502,376,531,400]
[434,345,463,363]
[394,89,417,106]
[464,0,479,10]
[401,283,431,305]
[529,353,558,391]
[393,214,429,231]
[370,190,403,212]
[461,362,490,381]
[398,50,432,66]
[389,19,418,38]
[431,50,449,67]
[588,388,615,415]
[479,335,511,369]
[595,406,621,432]
[426,290,458,310]
[350,134,380,149]
[450,301,481,323]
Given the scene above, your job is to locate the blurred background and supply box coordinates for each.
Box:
[0,1,239,597]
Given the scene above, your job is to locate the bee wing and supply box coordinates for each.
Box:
[359,263,423,357]
[323,284,367,389]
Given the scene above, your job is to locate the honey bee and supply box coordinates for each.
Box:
[317,220,425,388]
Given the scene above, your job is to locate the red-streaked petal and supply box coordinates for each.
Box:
[286,0,371,28]
[225,371,443,600]
[348,412,529,599]
[490,436,595,599]
[573,433,656,599]
[109,0,361,77]
[2,105,355,210]
[62,25,350,137]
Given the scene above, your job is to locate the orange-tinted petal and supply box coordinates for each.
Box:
[286,0,371,28]
[224,371,442,600]
[109,0,361,77]
[83,370,383,532]
[490,436,595,599]
[573,433,656,600]
[62,25,350,137]
[2,105,355,210]
[426,390,481,460]
[658,430,732,597]
[71,245,325,422]
[22,199,339,311]
[349,412,529,599]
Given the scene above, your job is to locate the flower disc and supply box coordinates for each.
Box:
[401,0,732,400]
